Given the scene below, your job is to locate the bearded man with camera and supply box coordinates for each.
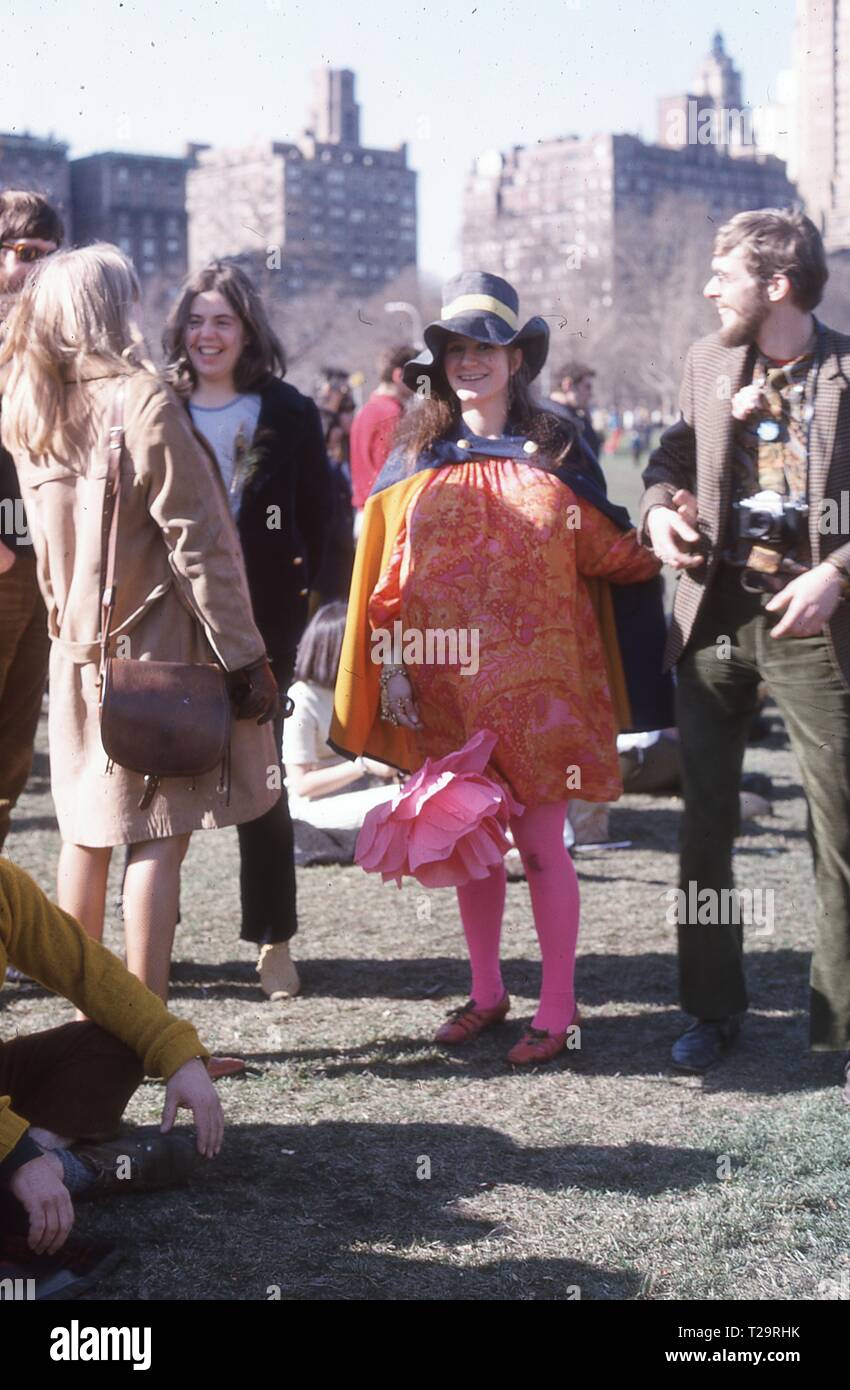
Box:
[640,208,850,1092]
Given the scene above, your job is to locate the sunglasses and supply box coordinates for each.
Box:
[1,242,53,263]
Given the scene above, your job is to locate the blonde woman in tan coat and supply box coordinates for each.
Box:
[0,244,281,1003]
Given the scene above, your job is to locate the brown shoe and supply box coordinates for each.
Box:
[506,1010,583,1067]
[72,1132,198,1199]
[434,994,510,1045]
[257,941,301,999]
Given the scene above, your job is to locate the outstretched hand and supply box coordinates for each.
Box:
[646,490,704,569]
[161,1058,224,1158]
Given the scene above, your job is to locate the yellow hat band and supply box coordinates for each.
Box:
[441,294,519,331]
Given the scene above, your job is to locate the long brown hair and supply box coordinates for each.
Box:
[162,260,286,397]
[393,355,576,469]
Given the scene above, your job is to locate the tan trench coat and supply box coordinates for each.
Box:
[12,367,279,846]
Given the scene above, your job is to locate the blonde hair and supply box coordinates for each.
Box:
[1,243,154,457]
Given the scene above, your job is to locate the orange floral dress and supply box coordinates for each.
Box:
[368,456,661,807]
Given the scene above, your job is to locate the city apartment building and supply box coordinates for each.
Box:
[187,69,417,293]
[0,131,71,236]
[70,151,190,283]
[463,132,796,321]
[794,0,850,250]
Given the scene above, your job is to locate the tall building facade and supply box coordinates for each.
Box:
[70,151,190,283]
[0,132,72,237]
[187,69,417,294]
[795,0,850,250]
[463,132,797,321]
[658,33,752,154]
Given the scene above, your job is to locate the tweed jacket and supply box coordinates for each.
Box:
[639,323,850,687]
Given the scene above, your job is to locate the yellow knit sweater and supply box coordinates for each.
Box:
[0,858,209,1165]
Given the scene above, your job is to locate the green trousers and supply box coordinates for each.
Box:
[675,567,850,1050]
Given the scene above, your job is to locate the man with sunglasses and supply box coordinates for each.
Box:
[0,191,62,857]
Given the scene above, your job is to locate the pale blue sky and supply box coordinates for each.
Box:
[2,0,796,276]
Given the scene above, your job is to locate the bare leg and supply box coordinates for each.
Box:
[56,843,113,943]
[122,834,191,1001]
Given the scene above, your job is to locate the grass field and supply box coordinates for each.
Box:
[3,453,848,1302]
[4,699,849,1302]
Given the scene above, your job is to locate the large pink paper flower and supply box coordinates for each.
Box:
[355,729,524,888]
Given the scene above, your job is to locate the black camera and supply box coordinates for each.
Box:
[731,490,808,550]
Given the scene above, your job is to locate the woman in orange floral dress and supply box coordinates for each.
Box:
[332,273,661,1065]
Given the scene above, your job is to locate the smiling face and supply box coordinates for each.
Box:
[703,245,772,348]
[184,289,247,389]
[442,334,521,407]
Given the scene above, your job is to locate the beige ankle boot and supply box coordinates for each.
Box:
[257,942,301,999]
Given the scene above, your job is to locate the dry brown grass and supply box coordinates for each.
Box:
[3,692,848,1302]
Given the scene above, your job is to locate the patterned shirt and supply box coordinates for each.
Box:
[733,346,816,504]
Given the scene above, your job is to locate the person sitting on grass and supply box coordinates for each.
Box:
[284,602,399,863]
[0,857,223,1295]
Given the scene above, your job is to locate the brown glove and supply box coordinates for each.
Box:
[228,656,280,724]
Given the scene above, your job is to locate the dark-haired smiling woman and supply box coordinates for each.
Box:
[164,262,332,1000]
[333,274,663,1066]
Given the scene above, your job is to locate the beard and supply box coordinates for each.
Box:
[717,283,771,348]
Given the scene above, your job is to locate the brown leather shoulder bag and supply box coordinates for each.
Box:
[98,382,232,811]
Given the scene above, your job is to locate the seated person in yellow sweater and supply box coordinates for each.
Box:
[0,857,223,1282]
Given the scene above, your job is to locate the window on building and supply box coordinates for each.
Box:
[119,236,133,255]
[363,154,373,166]
[350,209,366,222]
[351,263,367,276]
[142,238,157,258]
[117,165,129,185]
[166,238,181,256]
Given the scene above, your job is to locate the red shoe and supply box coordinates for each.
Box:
[506,1011,582,1067]
[434,994,510,1045]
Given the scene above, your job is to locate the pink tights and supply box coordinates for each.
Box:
[455,801,579,1034]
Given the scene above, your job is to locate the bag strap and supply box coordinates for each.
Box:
[98,381,127,678]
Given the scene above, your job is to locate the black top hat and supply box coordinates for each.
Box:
[402,272,550,392]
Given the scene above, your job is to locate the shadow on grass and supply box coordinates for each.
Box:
[165,945,811,1008]
[78,1121,715,1300]
[240,1003,836,1094]
[7,815,60,834]
[611,801,807,852]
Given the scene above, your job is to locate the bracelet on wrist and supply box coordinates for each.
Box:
[379,664,409,724]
